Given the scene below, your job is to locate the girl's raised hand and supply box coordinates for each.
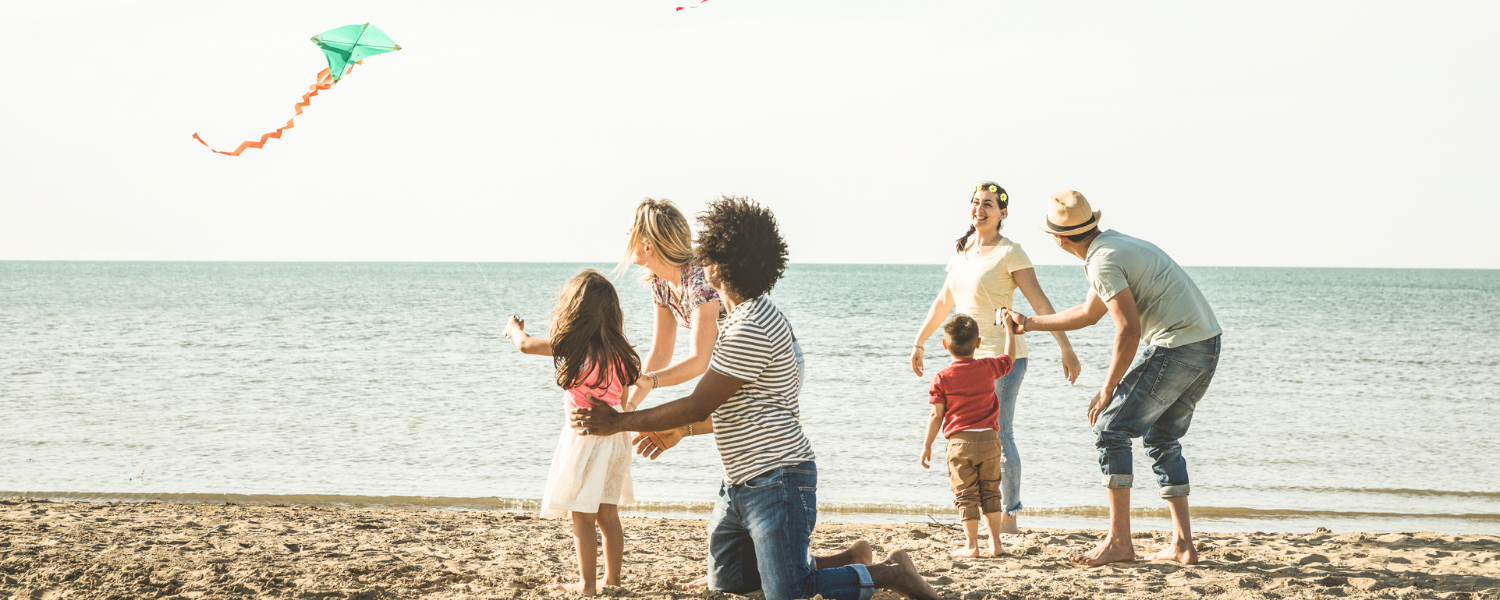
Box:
[503,315,525,339]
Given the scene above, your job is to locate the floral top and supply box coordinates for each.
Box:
[650,264,721,329]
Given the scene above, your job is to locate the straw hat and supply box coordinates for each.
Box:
[1038,190,1102,236]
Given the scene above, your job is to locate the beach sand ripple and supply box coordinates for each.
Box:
[2,498,1498,600]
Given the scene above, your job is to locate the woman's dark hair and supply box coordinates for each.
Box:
[955,181,1009,253]
[548,269,641,393]
[694,196,788,301]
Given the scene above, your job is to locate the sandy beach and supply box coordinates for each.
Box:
[2,498,1497,600]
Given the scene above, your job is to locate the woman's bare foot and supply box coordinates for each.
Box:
[680,576,708,590]
[871,550,941,600]
[997,514,1020,535]
[950,545,981,558]
[551,580,598,596]
[1068,536,1136,566]
[1146,538,1198,564]
[986,544,1007,557]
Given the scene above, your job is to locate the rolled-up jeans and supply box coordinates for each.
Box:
[992,357,1028,515]
[1093,335,1220,498]
[707,462,874,600]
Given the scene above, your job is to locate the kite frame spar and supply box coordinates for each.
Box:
[192,23,400,156]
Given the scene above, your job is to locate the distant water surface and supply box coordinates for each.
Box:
[2,262,1498,534]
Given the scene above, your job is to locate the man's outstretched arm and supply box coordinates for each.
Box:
[570,369,744,437]
[1014,290,1109,333]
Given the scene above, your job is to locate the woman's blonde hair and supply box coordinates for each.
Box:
[548,269,641,393]
[617,198,694,282]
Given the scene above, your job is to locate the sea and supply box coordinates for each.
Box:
[3,262,1498,535]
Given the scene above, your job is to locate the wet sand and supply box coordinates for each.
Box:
[2,497,1497,600]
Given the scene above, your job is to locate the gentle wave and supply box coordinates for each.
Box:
[8,491,1499,523]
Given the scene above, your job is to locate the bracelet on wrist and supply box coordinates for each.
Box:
[686,423,694,437]
[648,372,660,389]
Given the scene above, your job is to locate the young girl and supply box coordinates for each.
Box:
[504,269,641,596]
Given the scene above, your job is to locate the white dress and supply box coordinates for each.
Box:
[540,392,633,518]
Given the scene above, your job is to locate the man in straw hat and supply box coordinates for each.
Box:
[1002,190,1222,566]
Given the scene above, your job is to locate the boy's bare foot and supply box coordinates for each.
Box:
[871,550,941,600]
[551,581,598,596]
[997,514,1020,535]
[950,546,981,558]
[1146,539,1198,565]
[680,576,708,590]
[1069,536,1136,566]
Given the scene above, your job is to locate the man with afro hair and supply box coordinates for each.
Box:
[572,197,939,600]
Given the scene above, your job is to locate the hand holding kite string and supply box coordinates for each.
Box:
[193,23,401,156]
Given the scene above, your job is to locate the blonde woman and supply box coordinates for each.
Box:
[910,181,1082,535]
[620,198,723,411]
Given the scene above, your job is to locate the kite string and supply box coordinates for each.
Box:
[471,262,516,338]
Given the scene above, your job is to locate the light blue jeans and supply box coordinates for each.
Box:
[1094,336,1220,497]
[993,357,1028,516]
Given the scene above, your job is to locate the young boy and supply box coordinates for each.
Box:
[919,313,1016,557]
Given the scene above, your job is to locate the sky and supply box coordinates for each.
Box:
[2,1,1497,268]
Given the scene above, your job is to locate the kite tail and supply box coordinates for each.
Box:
[193,62,359,156]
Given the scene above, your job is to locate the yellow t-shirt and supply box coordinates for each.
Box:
[945,237,1034,360]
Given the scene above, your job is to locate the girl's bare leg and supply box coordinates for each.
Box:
[597,504,624,586]
[553,511,600,596]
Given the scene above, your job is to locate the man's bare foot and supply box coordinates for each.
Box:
[997,514,1020,535]
[873,550,941,600]
[1146,539,1198,565]
[551,581,598,596]
[680,576,708,590]
[950,545,981,558]
[1068,537,1136,566]
[847,539,874,565]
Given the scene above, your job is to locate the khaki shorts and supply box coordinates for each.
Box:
[946,430,1003,521]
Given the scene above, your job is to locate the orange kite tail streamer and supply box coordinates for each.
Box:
[193,63,358,156]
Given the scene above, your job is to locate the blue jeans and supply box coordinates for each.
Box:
[992,357,1028,516]
[707,462,873,600]
[1094,335,1220,497]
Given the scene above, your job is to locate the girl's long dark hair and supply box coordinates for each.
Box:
[548,269,641,393]
[955,181,1008,253]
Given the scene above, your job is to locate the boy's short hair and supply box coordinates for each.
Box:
[943,314,980,357]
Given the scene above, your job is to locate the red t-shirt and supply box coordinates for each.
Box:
[929,356,1015,438]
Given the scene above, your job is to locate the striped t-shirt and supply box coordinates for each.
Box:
[708,296,816,485]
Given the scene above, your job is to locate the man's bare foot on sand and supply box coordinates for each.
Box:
[872,550,941,600]
[681,576,708,591]
[1069,537,1137,566]
[1146,539,1198,565]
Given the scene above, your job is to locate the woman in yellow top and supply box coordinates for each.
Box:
[910,182,1081,534]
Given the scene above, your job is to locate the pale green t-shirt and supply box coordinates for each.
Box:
[945,237,1033,360]
[1084,229,1221,348]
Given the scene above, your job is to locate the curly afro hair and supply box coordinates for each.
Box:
[694,196,788,301]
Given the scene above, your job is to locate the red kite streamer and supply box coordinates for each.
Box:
[192,63,359,156]
[676,0,707,10]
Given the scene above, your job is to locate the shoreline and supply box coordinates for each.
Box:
[3,498,1498,600]
[6,491,1500,536]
